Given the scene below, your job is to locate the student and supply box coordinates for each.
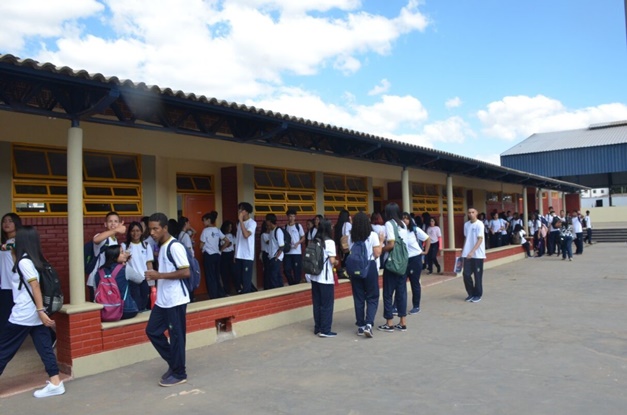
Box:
[462,208,486,303]
[219,221,236,296]
[426,217,441,274]
[584,210,592,245]
[0,226,65,398]
[144,213,190,387]
[259,220,271,290]
[235,202,256,294]
[402,212,430,315]
[95,245,143,320]
[305,219,315,243]
[1,213,22,338]
[513,224,532,258]
[488,212,503,248]
[306,218,337,338]
[125,222,154,311]
[265,214,285,289]
[348,212,382,338]
[87,211,126,300]
[177,217,194,255]
[283,209,306,286]
[378,202,409,332]
[334,209,352,271]
[558,218,575,261]
[571,210,584,255]
[200,212,230,299]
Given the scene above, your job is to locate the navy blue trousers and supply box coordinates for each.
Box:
[383,267,407,319]
[283,254,302,285]
[235,259,254,294]
[0,322,59,377]
[267,258,283,289]
[0,289,13,338]
[311,281,334,334]
[146,304,187,379]
[350,260,379,327]
[203,252,224,299]
[407,255,423,309]
[462,258,484,298]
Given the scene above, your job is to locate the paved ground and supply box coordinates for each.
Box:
[1,242,626,414]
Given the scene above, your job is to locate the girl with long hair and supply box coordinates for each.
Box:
[0,226,65,398]
[220,221,236,295]
[125,221,154,311]
[426,217,442,274]
[1,213,22,336]
[402,212,430,315]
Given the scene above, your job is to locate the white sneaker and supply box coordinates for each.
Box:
[33,381,65,398]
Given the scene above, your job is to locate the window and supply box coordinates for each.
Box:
[323,174,368,214]
[176,174,214,193]
[411,183,440,214]
[254,167,316,214]
[12,144,142,216]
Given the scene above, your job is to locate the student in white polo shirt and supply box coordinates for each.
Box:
[283,209,306,285]
[145,213,190,387]
[235,202,257,294]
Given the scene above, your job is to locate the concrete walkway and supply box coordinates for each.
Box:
[1,243,626,414]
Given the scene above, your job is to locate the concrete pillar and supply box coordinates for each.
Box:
[67,126,85,305]
[562,192,567,214]
[538,188,543,216]
[523,186,529,234]
[446,175,455,249]
[0,141,11,214]
[315,171,325,215]
[401,167,410,213]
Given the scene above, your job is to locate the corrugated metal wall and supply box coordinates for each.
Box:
[501,144,627,177]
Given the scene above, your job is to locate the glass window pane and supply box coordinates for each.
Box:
[111,156,139,180]
[14,149,49,176]
[49,203,67,213]
[268,170,285,187]
[254,170,271,187]
[85,187,113,196]
[50,186,67,195]
[114,187,139,197]
[193,177,212,191]
[15,202,47,213]
[177,176,194,190]
[84,154,113,179]
[48,152,67,177]
[15,184,48,195]
[86,202,112,212]
[113,203,139,213]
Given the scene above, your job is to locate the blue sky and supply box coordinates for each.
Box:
[1,0,626,165]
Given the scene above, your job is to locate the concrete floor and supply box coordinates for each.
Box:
[1,242,626,414]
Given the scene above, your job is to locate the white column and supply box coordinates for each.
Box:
[401,167,410,213]
[446,175,455,249]
[562,192,567,214]
[67,126,85,305]
[523,187,529,234]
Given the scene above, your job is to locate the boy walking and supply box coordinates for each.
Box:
[145,213,190,387]
[235,202,257,294]
[462,208,486,303]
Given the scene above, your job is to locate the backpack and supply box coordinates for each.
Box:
[303,238,326,276]
[512,232,522,245]
[17,257,64,316]
[94,264,124,322]
[166,240,201,296]
[581,217,587,227]
[384,221,409,276]
[275,227,292,254]
[345,240,371,279]
[84,239,108,275]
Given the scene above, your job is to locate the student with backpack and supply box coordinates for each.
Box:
[86,211,126,301]
[283,209,306,286]
[305,219,337,337]
[1,212,22,339]
[144,213,190,387]
[379,203,410,333]
[264,214,285,289]
[402,212,430,315]
[0,226,65,398]
[347,212,382,338]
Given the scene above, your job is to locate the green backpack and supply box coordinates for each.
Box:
[384,221,409,275]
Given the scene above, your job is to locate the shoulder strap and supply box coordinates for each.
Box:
[16,257,37,306]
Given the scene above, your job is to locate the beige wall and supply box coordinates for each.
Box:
[586,206,627,224]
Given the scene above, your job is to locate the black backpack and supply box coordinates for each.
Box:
[302,238,327,277]
[84,239,109,275]
[275,227,292,254]
[17,257,64,316]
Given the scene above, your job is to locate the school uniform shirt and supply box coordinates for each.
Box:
[462,220,486,259]
[127,241,154,286]
[0,237,15,289]
[286,223,305,255]
[427,226,441,243]
[384,220,408,245]
[268,227,285,261]
[178,231,194,254]
[488,219,502,235]
[342,222,352,237]
[406,227,429,257]
[260,232,270,255]
[571,216,583,233]
[585,215,592,229]
[11,256,40,326]
[200,226,225,255]
[307,239,336,284]
[87,235,119,288]
[518,229,527,245]
[235,218,257,261]
[348,231,381,270]
[156,237,191,308]
[306,227,318,242]
[221,234,235,253]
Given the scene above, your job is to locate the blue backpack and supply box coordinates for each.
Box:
[84,239,109,275]
[345,240,371,279]
[166,240,201,296]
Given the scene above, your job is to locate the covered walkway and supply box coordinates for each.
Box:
[1,243,625,414]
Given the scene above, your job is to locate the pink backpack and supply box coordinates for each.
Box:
[95,264,124,322]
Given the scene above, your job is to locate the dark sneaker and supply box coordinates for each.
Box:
[33,381,65,398]
[159,375,187,387]
[357,326,365,336]
[318,331,337,338]
[470,296,482,303]
[161,368,173,381]
[377,324,394,333]
[364,324,373,338]
[465,295,473,302]
[394,324,407,332]
[409,307,420,315]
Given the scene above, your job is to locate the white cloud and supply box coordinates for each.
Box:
[477,95,627,141]
[472,153,501,166]
[445,96,462,109]
[419,116,475,144]
[368,79,391,96]
[6,0,430,102]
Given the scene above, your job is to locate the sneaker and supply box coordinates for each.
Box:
[470,296,482,303]
[161,368,173,381]
[357,326,365,336]
[464,295,473,302]
[33,381,65,398]
[159,374,187,387]
[364,324,373,338]
[394,324,407,332]
[318,331,337,338]
[377,324,394,333]
[392,307,398,316]
[409,307,421,315]
[569,257,573,261]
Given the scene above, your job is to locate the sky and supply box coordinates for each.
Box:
[1,0,626,165]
